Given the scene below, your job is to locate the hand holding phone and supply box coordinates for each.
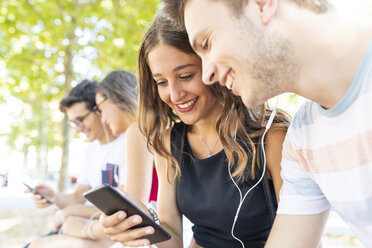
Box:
[83,184,171,244]
[23,182,53,204]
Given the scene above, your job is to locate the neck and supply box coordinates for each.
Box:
[280,4,372,108]
[192,102,223,141]
[98,129,116,145]
[120,113,136,133]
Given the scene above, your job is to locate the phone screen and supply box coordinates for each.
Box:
[83,184,171,244]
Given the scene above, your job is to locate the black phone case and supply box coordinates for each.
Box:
[83,184,171,244]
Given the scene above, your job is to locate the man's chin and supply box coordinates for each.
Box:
[85,135,95,142]
[242,95,262,108]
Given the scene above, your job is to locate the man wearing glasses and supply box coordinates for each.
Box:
[26,80,127,247]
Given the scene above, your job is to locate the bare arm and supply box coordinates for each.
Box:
[152,151,183,247]
[123,123,154,203]
[30,183,90,209]
[51,204,101,232]
[58,204,101,219]
[265,129,286,201]
[100,131,183,247]
[265,210,329,248]
[62,216,109,240]
[53,183,91,209]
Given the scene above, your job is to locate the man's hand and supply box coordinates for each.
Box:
[25,184,56,208]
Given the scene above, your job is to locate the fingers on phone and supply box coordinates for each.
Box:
[110,227,153,246]
[100,211,127,227]
[103,214,147,235]
[33,195,50,208]
[121,239,151,247]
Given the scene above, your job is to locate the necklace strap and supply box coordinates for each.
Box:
[198,131,219,158]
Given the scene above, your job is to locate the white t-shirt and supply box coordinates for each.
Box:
[77,132,126,189]
[278,41,372,245]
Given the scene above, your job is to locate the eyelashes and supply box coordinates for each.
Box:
[155,73,196,86]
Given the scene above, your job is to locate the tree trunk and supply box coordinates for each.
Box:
[59,114,70,191]
[40,102,48,179]
[58,23,75,192]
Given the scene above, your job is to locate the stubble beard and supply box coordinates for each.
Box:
[233,15,299,106]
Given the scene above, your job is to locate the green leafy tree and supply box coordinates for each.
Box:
[1,0,160,190]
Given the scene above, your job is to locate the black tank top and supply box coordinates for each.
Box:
[171,122,276,248]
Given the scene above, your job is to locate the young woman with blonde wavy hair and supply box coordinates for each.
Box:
[99,15,290,248]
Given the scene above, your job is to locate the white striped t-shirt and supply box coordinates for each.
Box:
[277,41,372,246]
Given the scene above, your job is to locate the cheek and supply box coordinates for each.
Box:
[157,87,169,104]
[100,106,113,122]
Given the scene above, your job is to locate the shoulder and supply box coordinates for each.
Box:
[264,129,287,159]
[125,123,142,140]
[124,123,149,152]
[84,140,100,153]
[290,100,317,130]
[154,127,173,161]
[154,128,172,173]
[87,140,100,148]
[266,128,287,142]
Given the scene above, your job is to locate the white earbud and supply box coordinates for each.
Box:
[102,122,111,143]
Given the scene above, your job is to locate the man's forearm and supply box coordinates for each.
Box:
[54,193,85,209]
[265,211,329,248]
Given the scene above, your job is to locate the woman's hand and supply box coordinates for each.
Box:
[99,193,155,247]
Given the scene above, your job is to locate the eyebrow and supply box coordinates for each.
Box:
[152,64,197,77]
[191,27,209,52]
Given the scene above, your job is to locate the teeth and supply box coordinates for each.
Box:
[226,71,235,90]
[178,98,196,108]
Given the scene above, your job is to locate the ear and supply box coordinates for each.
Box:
[255,0,278,25]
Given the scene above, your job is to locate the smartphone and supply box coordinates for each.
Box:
[22,182,53,204]
[83,184,171,244]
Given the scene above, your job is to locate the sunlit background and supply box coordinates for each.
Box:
[0,0,371,247]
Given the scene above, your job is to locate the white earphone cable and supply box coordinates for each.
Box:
[229,98,278,248]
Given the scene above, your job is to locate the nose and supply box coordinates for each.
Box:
[169,80,185,103]
[202,57,218,85]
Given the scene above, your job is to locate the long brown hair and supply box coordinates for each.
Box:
[138,15,290,183]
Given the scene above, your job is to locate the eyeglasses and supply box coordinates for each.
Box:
[69,109,94,128]
[69,97,107,128]
[92,96,107,113]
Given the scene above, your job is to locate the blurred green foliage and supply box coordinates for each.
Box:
[0,0,160,182]
[0,0,160,154]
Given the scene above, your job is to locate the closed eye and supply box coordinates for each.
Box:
[155,80,167,86]
[179,73,195,81]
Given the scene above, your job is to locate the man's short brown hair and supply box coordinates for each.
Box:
[162,0,332,29]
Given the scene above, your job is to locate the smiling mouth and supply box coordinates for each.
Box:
[176,97,198,112]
